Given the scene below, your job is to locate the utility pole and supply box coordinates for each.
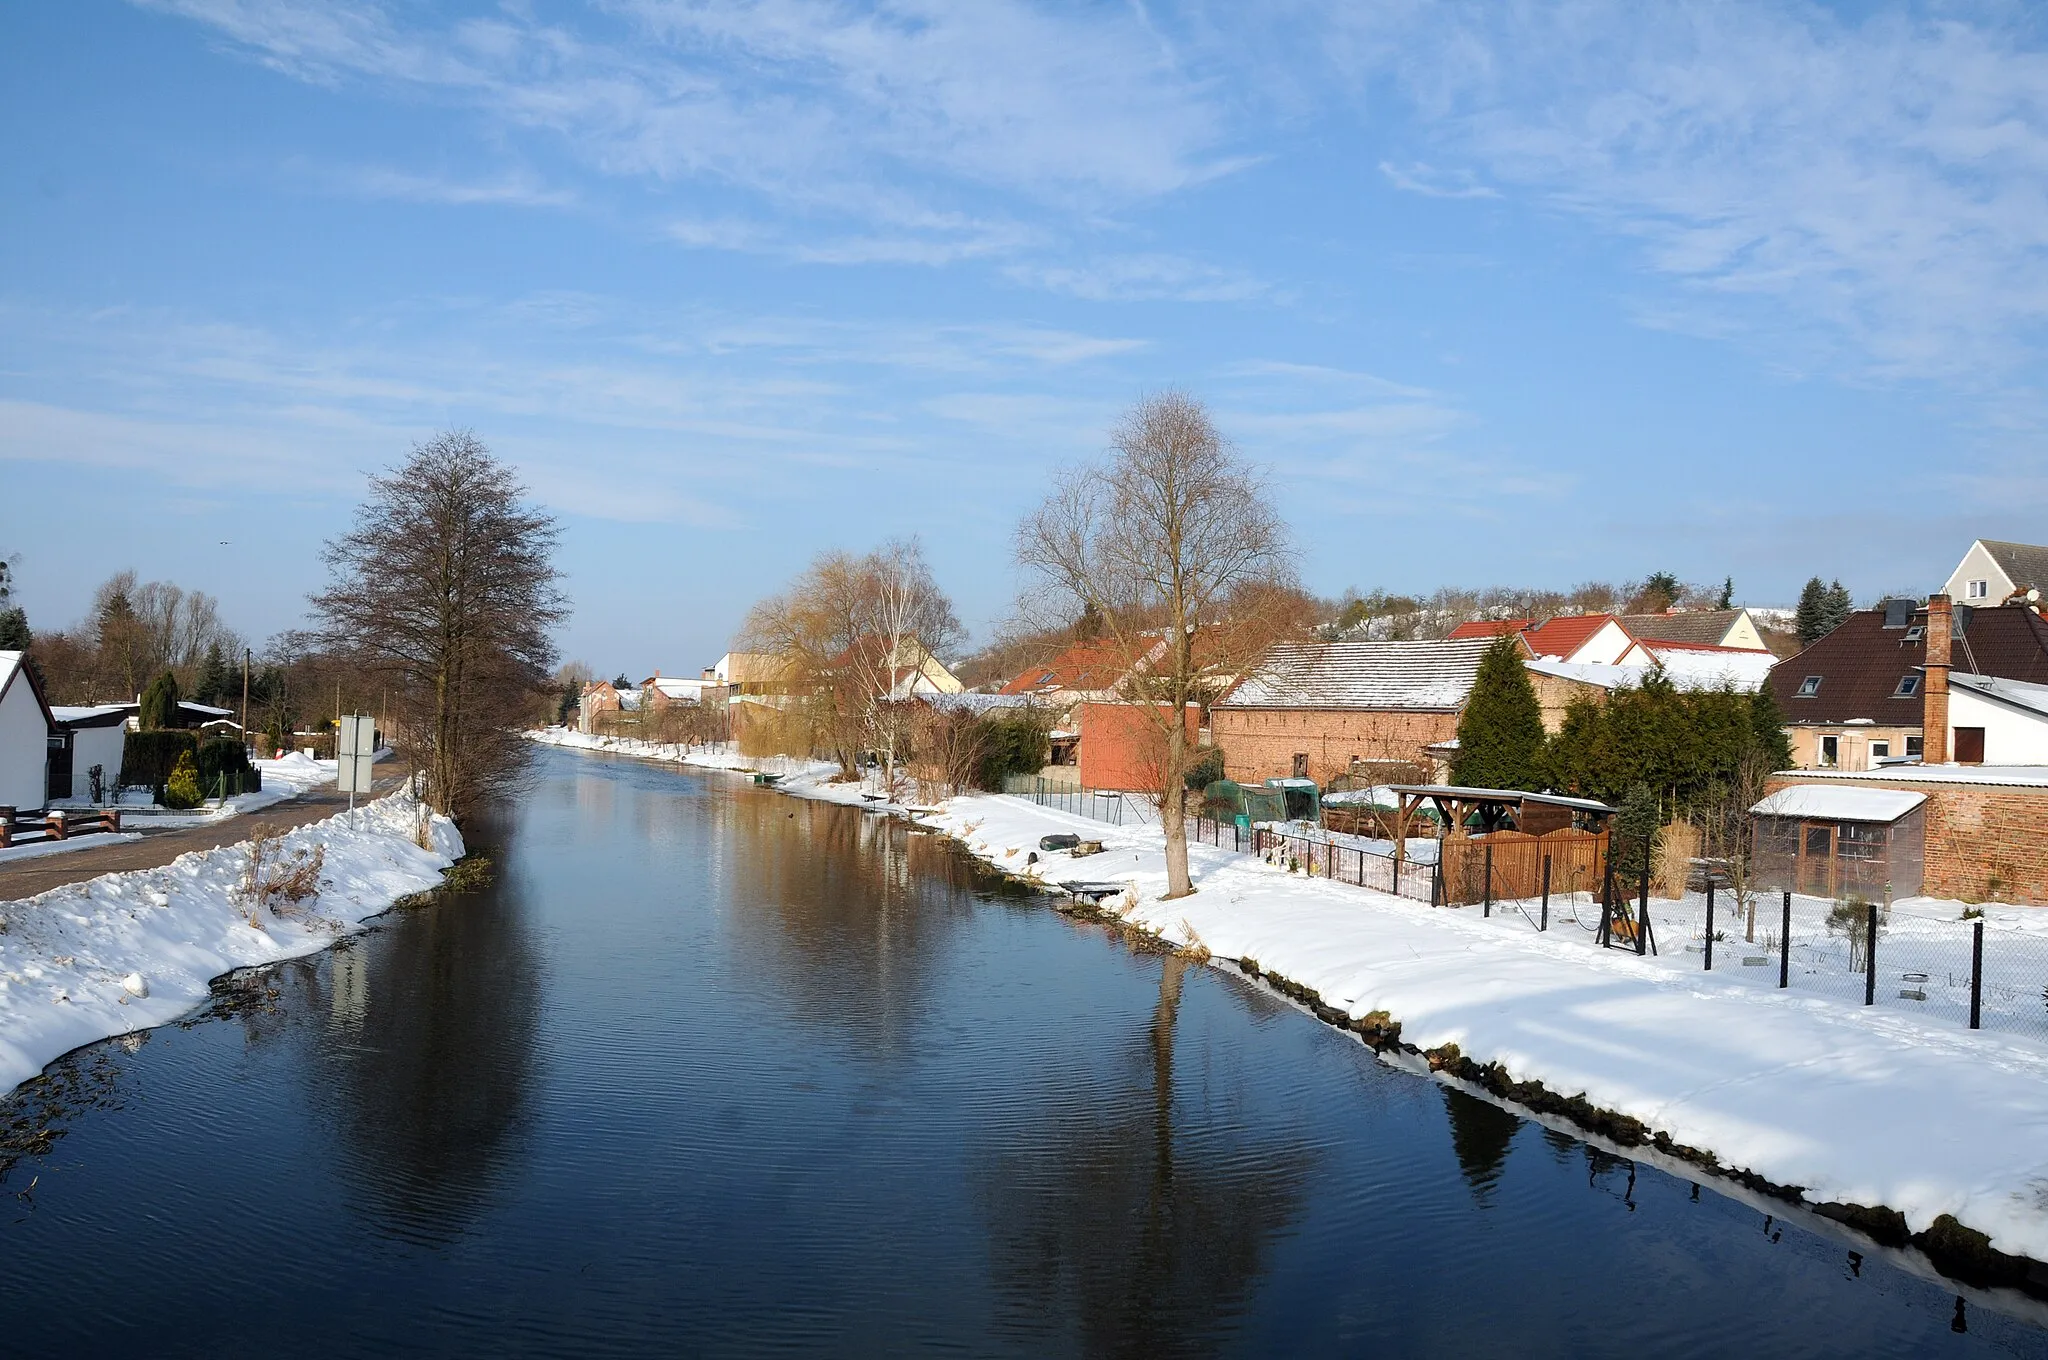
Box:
[242,648,251,746]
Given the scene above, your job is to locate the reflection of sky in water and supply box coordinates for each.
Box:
[1,746,2042,1356]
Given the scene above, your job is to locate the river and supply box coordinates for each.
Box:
[2,747,2044,1356]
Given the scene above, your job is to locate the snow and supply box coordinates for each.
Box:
[1791,764,2048,789]
[0,792,462,1097]
[532,724,2048,1262]
[1528,653,1773,693]
[1751,785,1926,822]
[920,793,2048,1264]
[0,833,145,865]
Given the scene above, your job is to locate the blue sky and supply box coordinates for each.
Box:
[4,1,2046,673]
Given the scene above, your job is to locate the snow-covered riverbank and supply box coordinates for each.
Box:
[531,728,2048,1274]
[0,793,463,1096]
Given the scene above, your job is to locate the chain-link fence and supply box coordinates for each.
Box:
[999,776,1157,826]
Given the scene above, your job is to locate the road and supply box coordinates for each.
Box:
[0,765,415,902]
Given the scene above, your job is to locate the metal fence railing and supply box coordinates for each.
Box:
[997,777,2048,1045]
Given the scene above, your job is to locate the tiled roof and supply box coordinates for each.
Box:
[1620,609,1748,647]
[1218,638,1495,711]
[1982,540,2048,594]
[1446,618,1531,639]
[998,639,1141,696]
[1521,613,1620,660]
[1769,601,2048,723]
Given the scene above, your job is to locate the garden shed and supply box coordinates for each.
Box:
[1750,784,1926,900]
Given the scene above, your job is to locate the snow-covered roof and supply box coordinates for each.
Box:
[0,650,21,697]
[647,677,710,699]
[1951,672,2048,719]
[1526,650,1773,694]
[1782,764,2048,789]
[924,691,1037,715]
[51,704,129,721]
[1219,638,1494,711]
[1752,785,1926,822]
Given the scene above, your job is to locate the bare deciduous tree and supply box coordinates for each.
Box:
[312,430,566,819]
[1018,390,1294,900]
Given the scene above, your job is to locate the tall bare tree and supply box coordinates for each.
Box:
[1018,390,1294,900]
[312,431,566,818]
[740,539,961,783]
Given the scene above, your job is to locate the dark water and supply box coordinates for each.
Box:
[3,748,2045,1357]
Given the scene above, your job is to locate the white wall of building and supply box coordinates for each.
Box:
[69,725,126,794]
[1948,686,2048,765]
[1564,619,1636,665]
[0,673,50,810]
[1943,541,2013,605]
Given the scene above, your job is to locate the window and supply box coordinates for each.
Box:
[1870,741,1891,762]
[1904,625,1924,642]
[1291,753,1309,779]
[1819,735,1840,767]
[1906,735,1924,757]
[1893,675,1920,697]
[1968,579,1989,599]
[1797,675,1822,697]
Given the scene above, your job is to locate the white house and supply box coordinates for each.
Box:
[1943,540,2048,605]
[51,704,130,801]
[0,651,56,812]
[1945,673,2048,765]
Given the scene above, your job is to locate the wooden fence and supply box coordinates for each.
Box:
[1438,829,1608,907]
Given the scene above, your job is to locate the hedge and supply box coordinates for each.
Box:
[197,737,260,796]
[122,730,198,793]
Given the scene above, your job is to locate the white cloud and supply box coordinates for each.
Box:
[1002,252,1271,302]
[1378,160,1498,199]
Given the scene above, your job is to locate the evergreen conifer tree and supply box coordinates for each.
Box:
[1535,696,1602,795]
[194,642,233,706]
[1614,782,1663,886]
[1795,577,1829,645]
[1717,576,1734,609]
[1823,580,1854,634]
[0,606,28,652]
[139,669,181,730]
[1450,636,1546,790]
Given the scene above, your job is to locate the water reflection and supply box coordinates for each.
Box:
[1444,1088,1522,1205]
[305,839,544,1245]
[978,950,1315,1355]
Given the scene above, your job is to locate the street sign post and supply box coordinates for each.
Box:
[338,714,376,826]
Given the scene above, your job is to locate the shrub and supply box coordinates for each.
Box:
[164,751,203,810]
[235,828,326,923]
[973,709,1052,790]
[122,729,199,794]
[1182,745,1226,791]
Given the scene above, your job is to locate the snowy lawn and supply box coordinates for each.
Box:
[0,833,146,866]
[0,792,462,1096]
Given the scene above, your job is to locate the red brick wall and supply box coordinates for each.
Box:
[1077,702,1199,793]
[1209,707,1459,787]
[1762,774,2048,905]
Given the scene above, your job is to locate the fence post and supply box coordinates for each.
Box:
[1431,858,1442,908]
[1864,901,1878,1006]
[1970,921,1984,1030]
[1392,854,1401,897]
[1636,863,1650,957]
[1779,891,1792,989]
[1540,855,1551,932]
[1703,883,1715,971]
[1483,843,1493,918]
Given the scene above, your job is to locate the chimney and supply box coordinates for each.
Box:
[1924,594,1952,764]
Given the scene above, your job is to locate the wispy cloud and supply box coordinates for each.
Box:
[316,162,578,208]
[1378,160,1498,199]
[1002,252,1271,302]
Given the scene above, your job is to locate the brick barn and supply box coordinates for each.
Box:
[1209,638,1503,787]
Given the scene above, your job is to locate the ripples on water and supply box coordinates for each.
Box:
[2,748,2045,1357]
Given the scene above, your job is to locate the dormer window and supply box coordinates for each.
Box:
[1893,675,1920,698]
[1797,675,1822,697]
[1904,625,1924,642]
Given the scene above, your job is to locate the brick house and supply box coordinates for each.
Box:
[1074,701,1201,793]
[1209,637,1507,786]
[577,680,623,735]
[1770,596,2048,771]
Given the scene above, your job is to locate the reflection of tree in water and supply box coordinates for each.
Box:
[1443,1088,1522,1205]
[312,833,543,1244]
[715,794,1017,1053]
[978,954,1314,1357]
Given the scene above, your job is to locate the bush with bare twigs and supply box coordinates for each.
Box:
[235,828,326,925]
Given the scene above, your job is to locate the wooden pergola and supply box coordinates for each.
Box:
[1385,784,1618,871]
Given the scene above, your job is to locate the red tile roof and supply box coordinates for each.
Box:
[998,639,1137,696]
[1446,619,1531,640]
[1522,613,1622,660]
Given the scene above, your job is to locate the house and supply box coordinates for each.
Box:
[714,651,798,696]
[1210,637,1508,785]
[0,650,56,811]
[1770,595,2048,771]
[1619,607,1770,653]
[639,673,722,709]
[1524,644,1776,733]
[577,680,623,734]
[1520,613,1636,665]
[50,704,130,800]
[997,638,1140,703]
[1943,539,2048,605]
[1075,701,1201,793]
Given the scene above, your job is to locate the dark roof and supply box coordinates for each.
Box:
[1619,609,1747,647]
[1769,601,2048,724]
[1982,540,2048,593]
